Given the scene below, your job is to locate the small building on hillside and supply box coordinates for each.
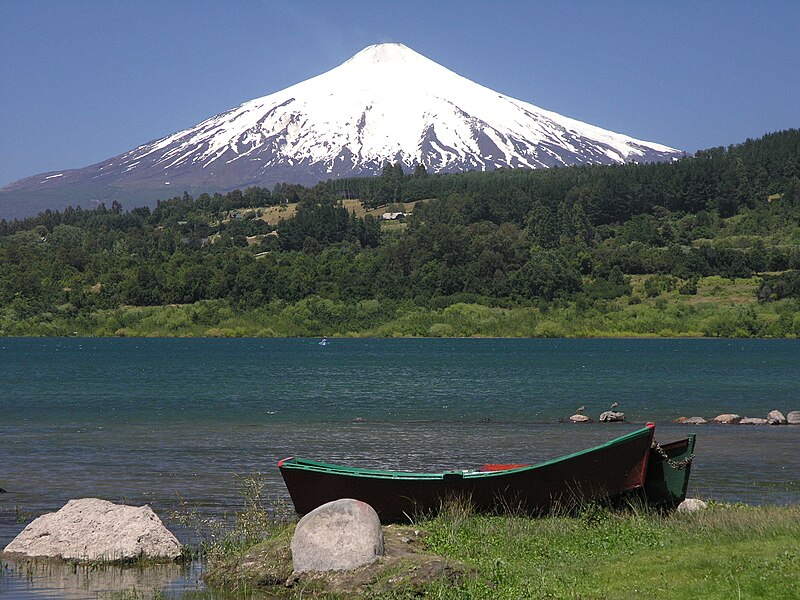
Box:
[381,212,407,220]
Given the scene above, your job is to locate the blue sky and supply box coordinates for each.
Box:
[1,0,798,187]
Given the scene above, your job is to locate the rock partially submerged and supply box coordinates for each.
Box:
[675,416,707,425]
[677,411,799,425]
[712,413,742,424]
[291,499,384,573]
[599,410,625,422]
[569,414,592,423]
[767,410,787,425]
[2,498,181,562]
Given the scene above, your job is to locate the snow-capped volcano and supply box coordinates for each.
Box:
[1,43,682,218]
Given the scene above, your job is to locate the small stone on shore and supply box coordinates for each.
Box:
[677,498,708,513]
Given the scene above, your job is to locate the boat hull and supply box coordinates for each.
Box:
[279,425,655,521]
[643,434,696,509]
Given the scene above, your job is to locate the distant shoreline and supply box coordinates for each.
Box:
[3,274,797,339]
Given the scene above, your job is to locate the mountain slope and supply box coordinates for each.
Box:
[1,43,682,219]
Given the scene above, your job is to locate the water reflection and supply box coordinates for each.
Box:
[0,559,204,599]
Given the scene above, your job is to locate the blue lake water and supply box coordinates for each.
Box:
[1,337,799,598]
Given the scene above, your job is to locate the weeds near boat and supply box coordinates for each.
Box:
[170,472,293,562]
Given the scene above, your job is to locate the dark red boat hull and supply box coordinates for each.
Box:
[279,425,655,521]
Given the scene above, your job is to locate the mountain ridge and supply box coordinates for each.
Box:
[1,43,682,219]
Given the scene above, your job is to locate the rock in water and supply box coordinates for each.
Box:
[676,416,707,424]
[569,414,592,423]
[677,498,708,513]
[739,417,768,425]
[2,498,181,561]
[766,410,787,425]
[291,498,384,573]
[787,411,800,425]
[712,414,742,424]
[599,411,625,422]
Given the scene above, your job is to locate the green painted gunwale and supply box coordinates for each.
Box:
[280,425,654,480]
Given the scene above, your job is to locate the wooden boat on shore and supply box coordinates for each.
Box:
[643,434,696,508]
[485,434,696,509]
[278,424,656,521]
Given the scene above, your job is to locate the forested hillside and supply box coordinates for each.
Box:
[1,130,799,337]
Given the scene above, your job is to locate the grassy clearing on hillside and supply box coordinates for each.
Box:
[256,203,298,224]
[254,199,426,225]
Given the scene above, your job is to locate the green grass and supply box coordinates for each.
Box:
[410,502,800,600]
[190,498,800,599]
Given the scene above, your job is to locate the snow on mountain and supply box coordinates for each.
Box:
[1,43,682,218]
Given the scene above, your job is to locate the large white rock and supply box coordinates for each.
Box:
[291,498,384,573]
[787,411,800,425]
[2,498,181,561]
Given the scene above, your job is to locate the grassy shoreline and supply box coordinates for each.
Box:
[5,504,798,599]
[3,276,799,338]
[4,479,798,599]
[199,501,800,599]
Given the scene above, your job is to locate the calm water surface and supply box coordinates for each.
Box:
[1,337,798,598]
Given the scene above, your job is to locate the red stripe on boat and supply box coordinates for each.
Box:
[479,463,531,472]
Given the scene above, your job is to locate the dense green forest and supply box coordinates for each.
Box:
[1,130,799,337]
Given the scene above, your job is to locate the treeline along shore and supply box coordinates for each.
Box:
[1,130,799,338]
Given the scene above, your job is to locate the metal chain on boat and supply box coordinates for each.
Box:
[651,440,694,470]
